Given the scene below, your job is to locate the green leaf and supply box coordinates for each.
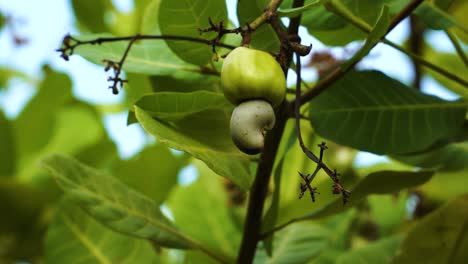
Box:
[237,0,280,52]
[277,0,320,18]
[336,236,402,264]
[113,144,186,205]
[45,199,160,264]
[134,103,252,190]
[141,0,161,34]
[419,169,468,201]
[71,0,110,33]
[299,170,433,220]
[300,1,347,31]
[262,128,297,256]
[158,0,227,65]
[0,110,15,176]
[392,193,468,263]
[309,70,467,155]
[41,154,194,249]
[74,34,204,76]
[135,91,233,122]
[168,160,241,262]
[254,223,329,263]
[0,67,33,90]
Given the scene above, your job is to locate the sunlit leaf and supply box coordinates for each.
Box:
[0,110,15,176]
[74,34,204,76]
[113,144,186,205]
[255,223,329,263]
[309,70,467,155]
[141,0,161,34]
[168,160,240,262]
[392,193,468,263]
[159,0,227,65]
[42,154,194,249]
[45,199,160,264]
[299,170,433,220]
[14,66,72,161]
[336,236,402,264]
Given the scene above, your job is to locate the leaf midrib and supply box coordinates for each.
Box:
[62,215,112,264]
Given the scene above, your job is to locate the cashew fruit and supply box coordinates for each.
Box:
[221,47,286,106]
[221,47,286,155]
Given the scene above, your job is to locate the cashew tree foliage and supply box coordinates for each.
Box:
[1,0,468,263]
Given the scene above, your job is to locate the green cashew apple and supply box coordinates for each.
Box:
[221,47,286,154]
[221,47,286,106]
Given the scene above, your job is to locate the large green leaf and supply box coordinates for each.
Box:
[158,0,227,65]
[74,34,205,76]
[168,160,241,262]
[45,199,160,264]
[134,93,252,190]
[141,0,161,34]
[0,110,15,176]
[298,170,433,221]
[392,193,468,263]
[237,0,280,52]
[309,70,467,155]
[254,222,329,263]
[113,144,186,205]
[336,236,402,264]
[41,154,194,249]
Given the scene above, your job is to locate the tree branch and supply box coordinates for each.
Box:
[445,29,468,69]
[298,0,425,105]
[409,15,424,89]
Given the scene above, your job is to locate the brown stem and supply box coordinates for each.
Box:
[409,15,424,89]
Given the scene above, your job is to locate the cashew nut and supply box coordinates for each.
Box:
[230,100,276,154]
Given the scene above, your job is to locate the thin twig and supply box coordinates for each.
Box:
[298,0,426,105]
[294,53,349,202]
[56,33,237,94]
[409,15,424,89]
[445,29,468,69]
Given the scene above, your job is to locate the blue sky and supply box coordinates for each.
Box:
[0,0,460,165]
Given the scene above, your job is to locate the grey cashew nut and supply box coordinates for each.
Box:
[230,100,276,154]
